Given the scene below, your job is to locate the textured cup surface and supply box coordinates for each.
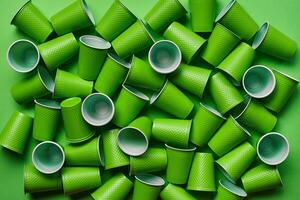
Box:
[160,183,197,200]
[214,179,247,200]
[190,0,215,32]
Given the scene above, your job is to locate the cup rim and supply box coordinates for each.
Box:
[165,144,196,152]
[252,22,269,49]
[215,161,237,184]
[10,0,31,24]
[108,52,131,69]
[38,66,55,93]
[137,19,154,43]
[34,99,61,110]
[80,0,95,26]
[79,35,111,50]
[135,174,165,187]
[149,79,168,104]
[272,68,300,83]
[115,0,137,19]
[122,84,149,101]
[199,102,226,120]
[228,115,251,137]
[215,0,236,22]
[219,179,247,197]
[96,135,105,166]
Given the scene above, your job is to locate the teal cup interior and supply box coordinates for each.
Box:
[252,22,269,49]
[79,35,111,50]
[135,174,165,187]
[219,179,247,197]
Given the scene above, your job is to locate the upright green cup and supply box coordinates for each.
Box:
[11,0,54,43]
[91,173,133,200]
[32,99,61,141]
[150,80,194,119]
[0,111,33,154]
[78,35,111,81]
[61,97,95,143]
[187,153,216,192]
[163,22,206,63]
[50,0,95,35]
[214,179,247,200]
[38,33,79,71]
[160,183,197,200]
[95,0,136,42]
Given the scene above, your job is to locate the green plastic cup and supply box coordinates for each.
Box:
[78,35,111,81]
[208,72,244,114]
[214,179,247,200]
[0,111,33,154]
[64,135,104,166]
[126,56,165,90]
[91,173,133,200]
[252,22,297,60]
[32,141,65,174]
[50,0,95,35]
[215,0,258,41]
[11,0,54,43]
[132,174,165,200]
[200,23,240,67]
[241,164,283,193]
[38,33,79,71]
[94,53,130,97]
[190,103,225,147]
[160,183,197,200]
[62,167,101,195]
[113,85,149,127]
[216,142,256,183]
[61,97,95,143]
[170,64,212,97]
[166,144,196,184]
[150,80,194,119]
[208,116,250,157]
[257,132,289,165]
[187,153,216,192]
[32,99,61,141]
[7,39,40,73]
[263,69,299,113]
[242,65,276,99]
[95,0,136,42]
[53,69,93,99]
[217,42,255,84]
[102,129,129,170]
[152,118,191,148]
[24,165,63,194]
[130,147,167,175]
[112,19,153,59]
[189,0,215,33]
[163,22,206,63]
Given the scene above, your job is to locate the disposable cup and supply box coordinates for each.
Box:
[214,179,247,200]
[160,183,197,200]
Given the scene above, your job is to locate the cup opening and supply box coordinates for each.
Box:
[108,53,131,69]
[219,179,247,197]
[34,99,61,110]
[215,0,236,22]
[252,22,269,49]
[272,69,300,83]
[229,116,251,137]
[200,103,226,120]
[38,66,55,92]
[165,144,196,152]
[216,163,236,184]
[81,0,95,26]
[61,97,82,108]
[10,0,31,24]
[80,35,111,50]
[97,136,105,166]
[123,85,149,101]
[135,174,165,187]
[150,80,168,104]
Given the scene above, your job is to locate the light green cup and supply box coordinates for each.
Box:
[78,35,111,81]
[32,99,61,141]
[50,0,95,35]
[0,111,33,154]
[214,179,247,200]
[95,0,136,42]
[160,183,197,200]
[61,97,95,143]
[32,141,65,174]
[132,174,165,200]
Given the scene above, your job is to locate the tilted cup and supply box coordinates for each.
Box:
[160,183,197,200]
[214,179,247,200]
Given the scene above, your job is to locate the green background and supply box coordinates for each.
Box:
[0,0,299,199]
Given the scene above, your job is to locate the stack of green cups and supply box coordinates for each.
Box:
[214,179,247,200]
[160,183,196,200]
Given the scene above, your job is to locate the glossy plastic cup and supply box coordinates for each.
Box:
[160,183,196,200]
[190,0,215,33]
[214,179,247,200]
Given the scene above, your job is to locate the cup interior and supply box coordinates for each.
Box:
[61,97,82,108]
[215,0,235,22]
[219,179,247,197]
[252,22,269,49]
[81,0,95,25]
[38,66,55,92]
[135,174,165,187]
[80,35,111,50]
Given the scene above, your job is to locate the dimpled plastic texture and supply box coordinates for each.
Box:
[214,181,246,200]
[132,175,164,200]
[160,183,196,200]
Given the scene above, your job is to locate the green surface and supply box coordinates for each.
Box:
[0,0,299,199]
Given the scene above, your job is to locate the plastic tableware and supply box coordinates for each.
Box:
[160,183,196,200]
[214,179,247,200]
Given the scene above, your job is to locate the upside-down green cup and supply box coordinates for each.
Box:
[160,183,197,200]
[263,69,299,113]
[102,129,129,170]
[150,80,194,119]
[187,153,216,192]
[54,69,93,99]
[132,174,165,200]
[163,22,206,63]
[32,99,61,141]
[24,165,63,194]
[78,35,111,81]
[61,97,95,143]
[215,0,258,41]
[130,147,167,175]
[189,0,215,33]
[252,22,297,60]
[64,135,104,166]
[152,118,191,148]
[216,142,256,183]
[170,64,212,98]
[214,179,247,200]
[38,33,79,71]
[0,111,33,154]
[50,0,95,35]
[113,85,149,127]
[95,0,136,42]
[208,116,250,157]
[11,66,55,104]
[112,19,153,59]
[190,103,225,147]
[208,72,244,114]
[201,23,240,67]
[11,1,54,43]
[217,42,255,84]
[91,173,133,200]
[241,164,283,193]
[62,167,101,195]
